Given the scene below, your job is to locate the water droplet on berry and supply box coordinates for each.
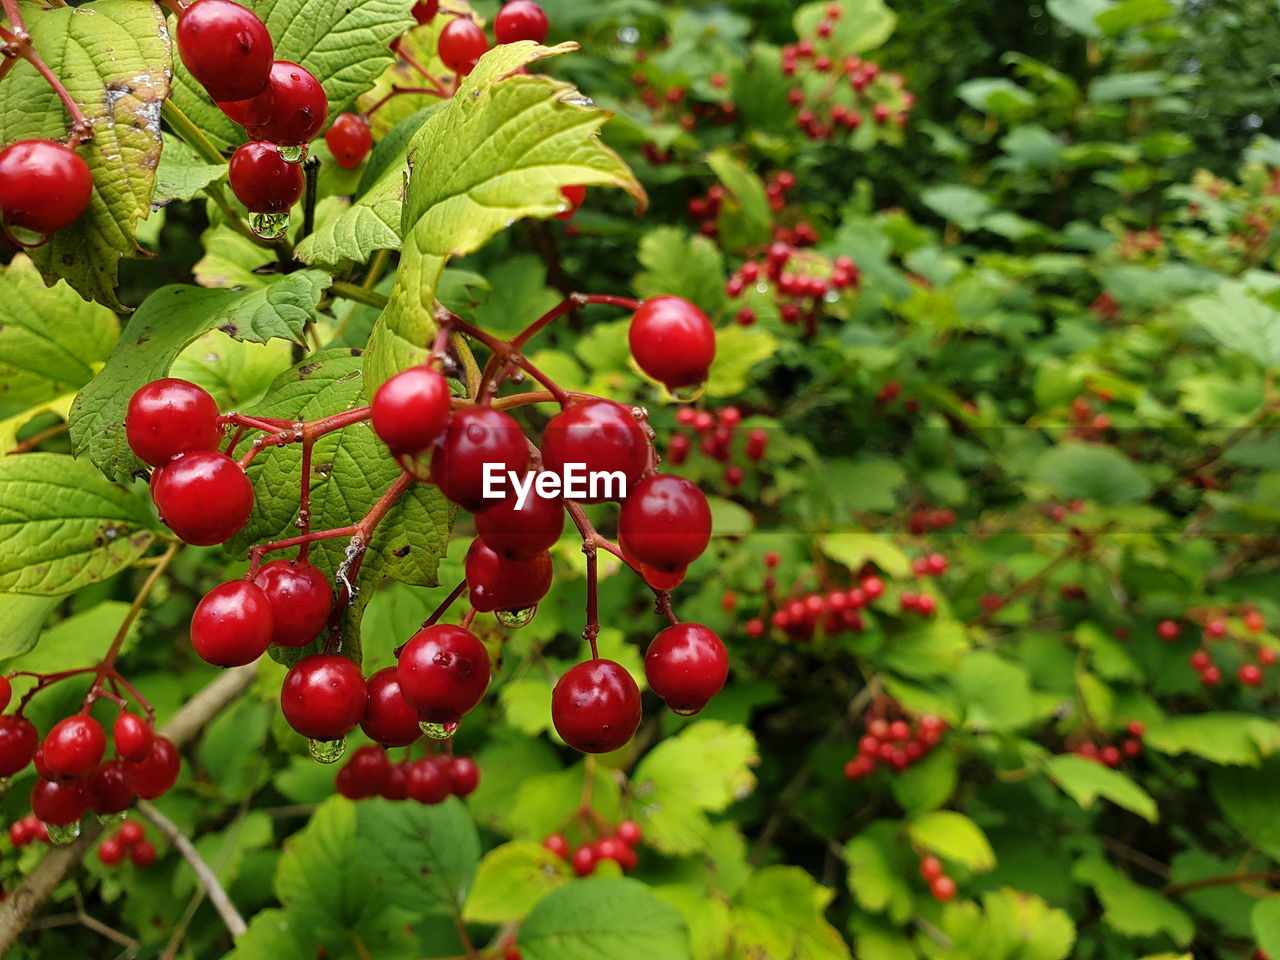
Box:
[277,144,308,163]
[94,811,127,827]
[307,737,347,764]
[249,211,290,239]
[495,605,537,628]
[47,821,80,845]
[670,704,704,718]
[668,382,706,403]
[4,223,51,248]
[419,720,459,741]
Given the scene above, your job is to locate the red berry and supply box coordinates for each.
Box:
[253,560,334,648]
[347,745,391,792]
[1201,665,1222,687]
[861,575,884,599]
[438,17,488,75]
[1100,745,1122,767]
[1126,719,1145,738]
[930,875,957,901]
[0,677,9,715]
[644,623,729,715]
[551,659,642,754]
[151,450,254,546]
[494,0,549,43]
[1156,619,1180,641]
[919,855,943,881]
[360,667,423,747]
[430,406,529,511]
[325,112,373,169]
[1260,648,1278,667]
[228,142,305,214]
[595,836,627,865]
[396,624,492,723]
[380,763,409,801]
[97,837,125,866]
[42,715,106,779]
[0,715,38,777]
[335,763,370,800]
[31,778,85,826]
[176,0,274,102]
[412,0,438,23]
[475,488,565,561]
[191,580,274,667]
[405,757,451,804]
[371,366,451,456]
[0,140,93,240]
[629,297,716,391]
[83,760,134,816]
[464,537,553,613]
[8,817,36,848]
[615,820,642,846]
[447,756,480,797]
[117,820,144,846]
[280,656,367,742]
[1244,609,1266,632]
[540,400,650,504]
[124,737,181,799]
[1206,619,1228,639]
[555,184,586,221]
[125,379,222,468]
[1189,649,1212,670]
[129,840,157,867]
[543,832,570,859]
[617,475,712,572]
[570,844,596,877]
[1240,663,1264,687]
[243,61,329,145]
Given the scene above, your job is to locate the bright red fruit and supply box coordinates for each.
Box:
[555,184,585,221]
[151,450,254,545]
[380,762,410,801]
[540,400,650,503]
[176,0,274,102]
[228,142,305,214]
[494,0,549,43]
[245,61,329,145]
[42,715,107,779]
[31,778,85,826]
[0,676,9,713]
[396,624,492,723]
[447,756,480,796]
[464,537,553,613]
[124,736,181,799]
[644,623,728,715]
[98,837,125,865]
[253,560,333,648]
[616,820,642,845]
[412,0,439,23]
[371,366,452,456]
[347,745,391,792]
[474,486,564,560]
[118,820,144,846]
[83,760,134,815]
[930,875,957,901]
[571,844,596,876]
[360,667,423,747]
[0,715,38,776]
[325,113,373,168]
[617,475,712,572]
[0,140,94,238]
[551,659,642,754]
[280,655,367,741]
[543,833,570,858]
[430,406,529,511]
[125,379,222,468]
[1240,663,1264,686]
[629,297,716,390]
[130,841,157,866]
[406,757,451,804]
[190,580,274,667]
[438,17,488,75]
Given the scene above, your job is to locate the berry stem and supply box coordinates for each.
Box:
[582,541,600,659]
[0,20,93,145]
[361,81,450,119]
[329,280,388,309]
[297,437,315,560]
[137,800,247,937]
[509,293,642,352]
[300,156,320,240]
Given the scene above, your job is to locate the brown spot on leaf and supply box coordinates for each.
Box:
[392,545,410,558]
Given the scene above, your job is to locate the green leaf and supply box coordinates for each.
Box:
[507,763,622,841]
[69,272,330,482]
[819,533,911,578]
[0,0,170,309]
[844,822,915,923]
[1047,0,1114,37]
[1145,713,1263,766]
[891,747,957,814]
[907,810,996,872]
[630,721,758,854]
[0,594,59,660]
[0,453,155,594]
[707,150,772,251]
[1034,443,1152,505]
[153,135,226,206]
[733,866,852,960]
[463,841,572,924]
[880,620,968,680]
[953,651,1036,732]
[356,796,480,915]
[518,878,691,960]
[957,78,1037,119]
[934,890,1076,960]
[500,675,554,736]
[224,909,311,960]
[823,458,908,514]
[652,885,732,960]
[705,326,776,399]
[1209,760,1280,856]
[795,0,896,54]
[1185,280,1280,368]
[169,0,415,154]
[6,599,143,674]
[365,42,644,391]
[634,227,726,317]
[1044,754,1158,822]
[1073,855,1193,945]
[1253,901,1280,960]
[921,185,994,231]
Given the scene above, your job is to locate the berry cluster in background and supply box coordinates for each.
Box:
[543,818,644,878]
[726,241,860,337]
[667,405,768,489]
[334,744,480,805]
[1158,610,1278,689]
[843,706,948,781]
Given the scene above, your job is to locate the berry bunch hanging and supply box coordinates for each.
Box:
[843,707,948,780]
[725,241,860,337]
[543,818,644,877]
[334,744,479,804]
[667,405,768,488]
[96,819,156,868]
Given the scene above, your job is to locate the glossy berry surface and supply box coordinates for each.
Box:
[347,745,391,792]
[245,61,329,145]
[42,715,107,779]
[447,756,480,796]
[0,715,38,777]
[130,841,157,867]
[151,450,254,545]
[191,580,274,667]
[551,659,642,754]
[176,0,274,102]
[124,736,181,799]
[475,486,564,560]
[98,837,125,865]
[113,712,153,762]
[540,400,650,503]
[360,667,423,747]
[437,17,488,75]
[644,622,729,715]
[31,778,85,826]
[125,379,222,468]
[629,296,717,390]
[430,406,529,511]
[411,0,439,23]
[406,757,451,804]
[0,676,10,713]
[228,141,305,214]
[617,475,712,572]
[0,140,93,238]
[371,365,452,456]
[494,0,549,43]
[325,113,373,168]
[118,820,144,846]
[396,624,492,723]
[280,655,367,741]
[464,537,553,612]
[83,760,134,815]
[253,560,333,648]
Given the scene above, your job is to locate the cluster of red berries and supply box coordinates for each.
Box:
[874,380,918,412]
[745,555,885,641]
[843,710,948,780]
[779,4,915,140]
[917,854,957,902]
[1066,393,1113,441]
[0,678,179,840]
[629,56,736,155]
[726,242,859,335]
[96,819,156,868]
[334,744,479,804]
[1160,611,1276,688]
[1071,720,1144,768]
[0,139,92,246]
[543,819,643,877]
[667,406,768,488]
[906,507,956,535]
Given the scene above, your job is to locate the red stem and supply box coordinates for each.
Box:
[0,19,93,146]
